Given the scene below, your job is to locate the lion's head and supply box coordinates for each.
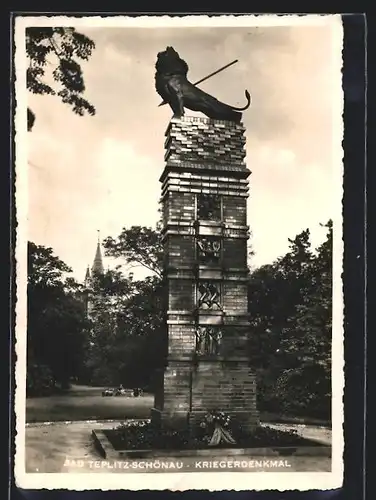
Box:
[155,46,189,76]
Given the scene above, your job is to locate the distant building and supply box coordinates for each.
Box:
[84,233,105,317]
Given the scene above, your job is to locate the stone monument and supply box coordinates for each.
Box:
[151,47,259,433]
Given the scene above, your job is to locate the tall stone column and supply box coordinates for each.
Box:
[152,116,259,432]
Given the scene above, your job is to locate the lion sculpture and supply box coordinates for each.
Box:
[155,47,250,123]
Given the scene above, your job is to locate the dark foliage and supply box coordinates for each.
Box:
[27,242,91,394]
[103,224,164,278]
[26,27,96,130]
[85,269,166,388]
[248,221,333,420]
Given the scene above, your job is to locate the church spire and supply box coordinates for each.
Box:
[91,230,104,275]
[85,264,91,282]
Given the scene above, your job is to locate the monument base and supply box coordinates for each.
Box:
[151,408,259,435]
[151,359,260,433]
[151,408,190,430]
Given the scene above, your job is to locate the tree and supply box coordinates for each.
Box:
[82,222,165,387]
[248,229,314,367]
[280,222,332,371]
[276,221,333,419]
[115,275,166,388]
[84,268,134,385]
[85,268,166,388]
[26,27,96,131]
[27,242,90,393]
[103,224,164,278]
[247,225,332,419]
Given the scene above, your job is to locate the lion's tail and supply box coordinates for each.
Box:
[230,90,251,111]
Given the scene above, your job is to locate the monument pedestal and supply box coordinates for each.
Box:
[152,116,259,432]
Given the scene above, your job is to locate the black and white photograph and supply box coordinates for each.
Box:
[14,14,344,491]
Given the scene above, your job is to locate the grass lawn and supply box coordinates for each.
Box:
[26,385,153,423]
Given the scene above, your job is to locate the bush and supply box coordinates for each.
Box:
[256,371,283,414]
[106,421,190,450]
[275,366,331,420]
[27,364,55,396]
[256,366,331,421]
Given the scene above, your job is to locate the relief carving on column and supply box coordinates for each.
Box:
[198,281,222,310]
[197,194,221,220]
[195,326,223,356]
[197,237,221,264]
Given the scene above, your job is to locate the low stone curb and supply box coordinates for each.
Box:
[261,414,331,429]
[266,422,331,431]
[26,419,123,427]
[92,429,332,460]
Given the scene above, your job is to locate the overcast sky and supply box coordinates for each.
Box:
[25,16,343,281]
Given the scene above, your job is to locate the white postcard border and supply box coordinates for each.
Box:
[14,13,344,491]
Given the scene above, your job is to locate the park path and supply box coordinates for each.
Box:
[25,421,115,473]
[24,420,332,474]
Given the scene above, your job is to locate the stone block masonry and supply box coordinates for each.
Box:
[152,116,259,433]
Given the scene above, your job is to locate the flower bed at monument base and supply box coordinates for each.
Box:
[92,417,331,460]
[104,422,319,451]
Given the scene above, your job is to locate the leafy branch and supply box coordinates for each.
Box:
[26,27,96,130]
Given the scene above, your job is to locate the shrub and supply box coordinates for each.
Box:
[26,363,55,396]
